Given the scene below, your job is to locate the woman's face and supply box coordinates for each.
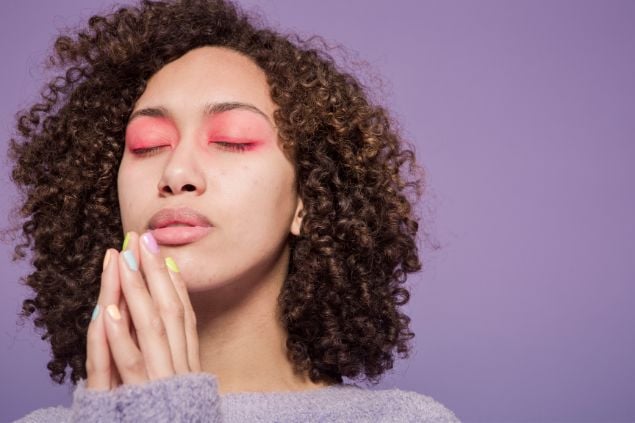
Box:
[117,46,303,292]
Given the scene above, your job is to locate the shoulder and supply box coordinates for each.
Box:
[221,383,459,422]
[342,386,460,422]
[383,388,460,422]
[12,406,71,423]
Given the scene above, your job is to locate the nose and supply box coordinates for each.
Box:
[157,139,206,196]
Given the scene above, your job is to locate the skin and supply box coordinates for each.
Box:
[86,46,332,393]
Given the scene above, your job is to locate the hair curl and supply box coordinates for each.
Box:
[7,0,427,387]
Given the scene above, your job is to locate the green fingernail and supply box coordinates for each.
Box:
[122,232,131,251]
[123,250,138,271]
[91,305,100,321]
[165,257,179,273]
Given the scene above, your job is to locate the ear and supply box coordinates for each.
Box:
[290,197,304,236]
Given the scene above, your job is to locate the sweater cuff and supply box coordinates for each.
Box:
[71,373,220,423]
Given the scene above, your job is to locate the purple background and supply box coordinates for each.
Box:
[2,1,634,421]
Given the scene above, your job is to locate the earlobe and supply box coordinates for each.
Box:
[290,197,304,236]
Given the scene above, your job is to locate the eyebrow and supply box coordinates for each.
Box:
[128,101,273,127]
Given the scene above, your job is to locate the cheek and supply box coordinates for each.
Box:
[227,167,296,228]
[117,165,135,228]
[118,151,162,186]
[117,156,154,226]
[117,157,138,200]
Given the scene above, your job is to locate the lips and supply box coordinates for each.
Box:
[148,207,213,245]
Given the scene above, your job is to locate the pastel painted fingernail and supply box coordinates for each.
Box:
[165,257,180,273]
[106,304,121,320]
[122,232,131,251]
[142,232,160,254]
[91,305,100,321]
[122,250,138,271]
[102,250,111,270]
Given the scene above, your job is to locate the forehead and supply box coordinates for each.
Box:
[132,46,276,123]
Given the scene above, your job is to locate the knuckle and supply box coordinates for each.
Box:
[86,357,108,376]
[122,355,145,373]
[147,315,167,339]
[128,276,146,292]
[159,299,184,320]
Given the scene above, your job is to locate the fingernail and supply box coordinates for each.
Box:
[91,305,100,321]
[165,257,179,273]
[102,250,111,271]
[142,232,160,254]
[106,304,121,320]
[122,232,131,251]
[122,250,138,271]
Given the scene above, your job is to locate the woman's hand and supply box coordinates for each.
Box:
[85,231,201,390]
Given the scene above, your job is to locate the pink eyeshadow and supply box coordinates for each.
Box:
[124,110,274,150]
[205,111,274,144]
[125,117,176,150]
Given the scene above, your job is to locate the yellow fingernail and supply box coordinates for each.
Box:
[106,304,121,320]
[122,232,131,251]
[165,257,179,273]
[102,250,111,271]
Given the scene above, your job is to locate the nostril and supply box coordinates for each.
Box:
[159,183,198,194]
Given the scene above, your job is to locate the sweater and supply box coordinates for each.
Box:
[14,373,460,422]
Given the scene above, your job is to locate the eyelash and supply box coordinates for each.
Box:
[217,142,249,152]
[131,142,250,156]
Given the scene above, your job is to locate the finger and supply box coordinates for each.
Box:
[119,297,138,349]
[109,297,134,388]
[85,249,118,391]
[139,232,190,374]
[122,230,140,258]
[164,256,201,372]
[104,303,148,385]
[103,250,123,390]
[96,251,124,390]
[111,359,123,389]
[119,232,175,380]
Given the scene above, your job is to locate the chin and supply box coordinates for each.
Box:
[177,267,234,293]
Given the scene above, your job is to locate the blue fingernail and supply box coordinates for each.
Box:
[123,250,138,272]
[91,305,100,321]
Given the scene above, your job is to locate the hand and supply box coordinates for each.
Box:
[86,231,201,390]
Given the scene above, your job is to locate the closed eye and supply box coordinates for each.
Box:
[131,145,169,156]
[131,142,252,156]
[213,142,251,152]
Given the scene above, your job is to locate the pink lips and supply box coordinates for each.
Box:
[148,207,213,245]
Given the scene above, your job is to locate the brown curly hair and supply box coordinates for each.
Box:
[7,0,427,387]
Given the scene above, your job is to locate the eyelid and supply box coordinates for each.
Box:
[211,141,251,152]
[130,145,170,156]
[129,140,255,156]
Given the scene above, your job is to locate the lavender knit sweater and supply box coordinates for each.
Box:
[14,373,459,422]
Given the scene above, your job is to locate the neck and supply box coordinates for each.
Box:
[189,245,332,394]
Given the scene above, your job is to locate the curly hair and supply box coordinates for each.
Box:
[7,0,427,387]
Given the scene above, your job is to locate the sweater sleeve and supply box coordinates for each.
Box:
[69,372,222,423]
[13,373,222,423]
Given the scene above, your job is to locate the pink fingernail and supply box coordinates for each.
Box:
[142,232,160,254]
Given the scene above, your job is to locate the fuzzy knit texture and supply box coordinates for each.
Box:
[14,373,460,422]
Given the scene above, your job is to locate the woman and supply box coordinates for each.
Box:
[10,0,458,421]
